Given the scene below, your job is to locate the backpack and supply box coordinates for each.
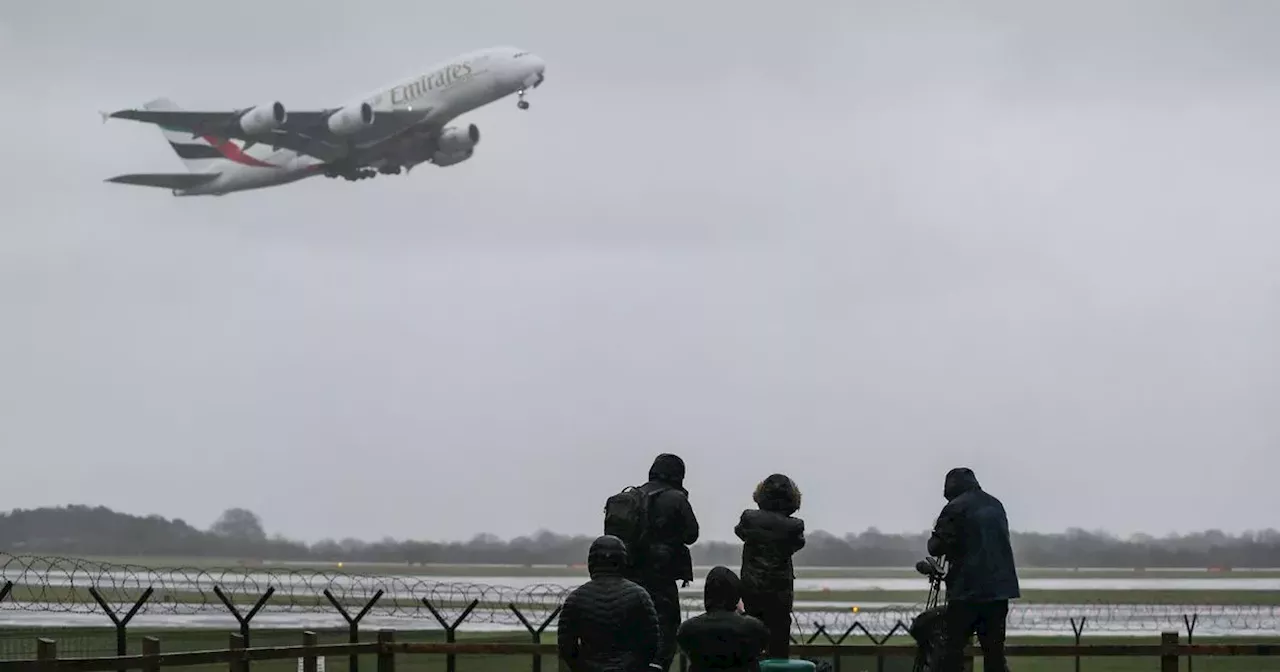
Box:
[603,485,665,556]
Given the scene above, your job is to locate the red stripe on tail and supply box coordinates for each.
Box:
[201,135,279,168]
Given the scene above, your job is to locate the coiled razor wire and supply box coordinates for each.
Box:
[1,553,1277,635]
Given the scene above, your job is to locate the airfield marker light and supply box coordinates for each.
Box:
[338,562,344,569]
[851,606,860,613]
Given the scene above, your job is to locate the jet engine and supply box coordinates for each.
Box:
[327,102,375,135]
[436,124,480,154]
[432,149,474,167]
[238,102,287,135]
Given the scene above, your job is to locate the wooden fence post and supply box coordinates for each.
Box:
[143,637,161,672]
[1160,631,1179,672]
[36,638,57,672]
[376,629,395,672]
[302,631,318,672]
[229,632,246,672]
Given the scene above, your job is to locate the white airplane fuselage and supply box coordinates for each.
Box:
[160,46,545,196]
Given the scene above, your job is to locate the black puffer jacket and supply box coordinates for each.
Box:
[676,566,770,672]
[927,468,1021,602]
[735,474,805,594]
[635,454,700,583]
[558,536,663,672]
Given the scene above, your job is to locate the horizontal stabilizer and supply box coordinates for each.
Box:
[105,173,219,189]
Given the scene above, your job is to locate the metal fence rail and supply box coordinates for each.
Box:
[2,628,1273,672]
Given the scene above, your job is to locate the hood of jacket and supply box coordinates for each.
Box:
[648,453,686,490]
[753,473,801,515]
[943,467,981,501]
[703,565,742,612]
[586,535,628,578]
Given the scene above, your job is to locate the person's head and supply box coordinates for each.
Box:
[649,453,686,489]
[753,473,802,515]
[587,535,629,577]
[943,467,981,501]
[703,565,742,612]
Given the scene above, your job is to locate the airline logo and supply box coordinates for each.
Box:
[390,62,475,106]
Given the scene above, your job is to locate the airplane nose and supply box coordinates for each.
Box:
[528,54,546,87]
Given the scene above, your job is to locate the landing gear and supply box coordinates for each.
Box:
[322,164,377,181]
[517,90,530,110]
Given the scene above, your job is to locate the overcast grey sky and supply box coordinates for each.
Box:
[1,0,1277,543]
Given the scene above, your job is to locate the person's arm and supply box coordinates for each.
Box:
[676,618,695,666]
[680,495,700,545]
[790,518,807,553]
[556,593,581,672]
[928,503,961,558]
[749,615,771,657]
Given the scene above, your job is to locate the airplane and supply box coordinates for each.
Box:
[101,45,546,197]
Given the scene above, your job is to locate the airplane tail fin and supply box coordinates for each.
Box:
[144,97,226,173]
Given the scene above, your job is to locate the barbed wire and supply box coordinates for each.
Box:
[1,553,1276,635]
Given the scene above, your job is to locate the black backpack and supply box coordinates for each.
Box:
[603,484,665,556]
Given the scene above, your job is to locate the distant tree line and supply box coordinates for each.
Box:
[2,505,1279,569]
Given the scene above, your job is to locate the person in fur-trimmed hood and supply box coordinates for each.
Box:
[734,473,805,659]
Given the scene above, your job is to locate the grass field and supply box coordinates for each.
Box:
[0,627,1272,672]
[56,558,1280,580]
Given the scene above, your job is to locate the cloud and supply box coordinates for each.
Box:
[1,0,1277,542]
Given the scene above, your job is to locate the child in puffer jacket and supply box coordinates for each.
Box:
[734,473,806,660]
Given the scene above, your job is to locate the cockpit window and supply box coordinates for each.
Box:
[513,52,528,58]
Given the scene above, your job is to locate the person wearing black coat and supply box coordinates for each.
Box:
[676,566,770,672]
[557,535,664,672]
[734,473,805,659]
[625,453,700,671]
[927,467,1021,672]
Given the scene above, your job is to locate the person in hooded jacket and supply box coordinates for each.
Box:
[734,473,805,659]
[624,453,700,672]
[557,535,664,672]
[676,566,770,672]
[927,467,1020,672]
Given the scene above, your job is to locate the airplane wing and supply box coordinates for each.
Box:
[105,173,220,189]
[106,107,436,164]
